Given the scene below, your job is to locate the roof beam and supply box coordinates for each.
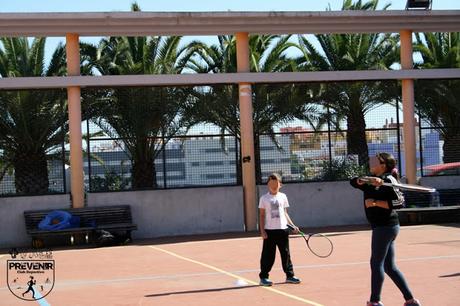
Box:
[0,69,459,89]
[0,11,459,37]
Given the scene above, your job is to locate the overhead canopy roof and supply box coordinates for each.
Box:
[0,10,459,37]
[0,10,459,89]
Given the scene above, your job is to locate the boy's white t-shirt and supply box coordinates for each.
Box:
[258,192,289,230]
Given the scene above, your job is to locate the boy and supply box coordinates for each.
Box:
[258,173,301,286]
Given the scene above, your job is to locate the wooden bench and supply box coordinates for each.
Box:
[402,190,438,207]
[438,189,460,206]
[403,188,460,208]
[399,188,460,225]
[397,205,460,225]
[24,205,137,248]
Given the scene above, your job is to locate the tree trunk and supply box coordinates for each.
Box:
[13,149,49,195]
[442,131,460,163]
[346,107,369,166]
[131,155,156,189]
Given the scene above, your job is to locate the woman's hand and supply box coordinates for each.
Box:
[370,177,383,187]
[362,176,383,187]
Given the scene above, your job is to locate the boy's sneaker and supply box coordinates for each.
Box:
[259,278,273,286]
[286,276,301,284]
[367,302,384,306]
[404,299,421,306]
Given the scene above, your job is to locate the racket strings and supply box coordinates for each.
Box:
[307,233,333,258]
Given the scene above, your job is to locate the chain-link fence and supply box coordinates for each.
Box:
[1,79,459,196]
[258,80,460,183]
[83,85,241,192]
[0,88,68,196]
[86,134,240,191]
[417,79,460,177]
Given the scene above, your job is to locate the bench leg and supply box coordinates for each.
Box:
[32,237,44,249]
[118,231,132,245]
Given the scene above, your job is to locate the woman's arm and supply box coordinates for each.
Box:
[350,176,369,190]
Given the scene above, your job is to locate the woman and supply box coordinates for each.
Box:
[350,152,421,306]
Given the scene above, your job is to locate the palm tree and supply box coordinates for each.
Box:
[184,34,304,181]
[85,4,195,189]
[0,37,68,194]
[294,0,399,166]
[414,32,460,163]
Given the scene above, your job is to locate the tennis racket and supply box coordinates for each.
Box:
[359,176,436,193]
[287,224,333,258]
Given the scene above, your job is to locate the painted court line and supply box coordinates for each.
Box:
[33,286,51,306]
[148,245,324,306]
[0,253,458,292]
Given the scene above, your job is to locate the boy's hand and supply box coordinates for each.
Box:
[260,229,268,239]
[291,225,300,234]
[287,223,300,234]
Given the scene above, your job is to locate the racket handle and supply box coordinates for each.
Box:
[287,224,305,237]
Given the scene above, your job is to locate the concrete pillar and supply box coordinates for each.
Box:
[400,30,417,184]
[236,32,257,231]
[65,33,85,208]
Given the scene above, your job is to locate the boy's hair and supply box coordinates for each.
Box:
[267,173,282,184]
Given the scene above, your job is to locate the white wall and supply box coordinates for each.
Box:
[0,194,71,248]
[5,176,457,249]
[0,186,244,248]
[87,186,245,239]
[258,181,366,228]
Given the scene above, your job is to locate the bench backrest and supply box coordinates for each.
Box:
[24,205,133,231]
[402,188,460,208]
[402,190,435,207]
[438,189,460,206]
